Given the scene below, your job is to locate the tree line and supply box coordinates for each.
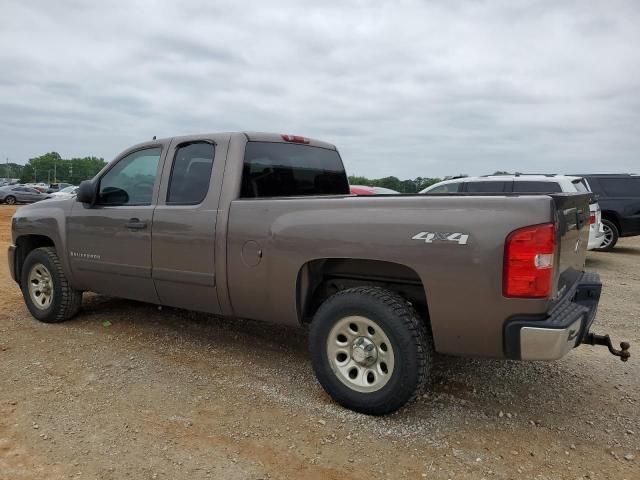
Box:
[348,175,464,193]
[5,152,108,185]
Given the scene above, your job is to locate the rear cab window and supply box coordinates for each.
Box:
[240,142,349,198]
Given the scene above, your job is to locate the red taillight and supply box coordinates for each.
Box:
[504,223,556,298]
[281,134,309,144]
[589,212,596,225]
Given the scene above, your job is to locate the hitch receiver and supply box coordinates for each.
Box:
[584,333,630,362]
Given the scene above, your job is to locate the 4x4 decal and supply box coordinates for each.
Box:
[412,231,469,245]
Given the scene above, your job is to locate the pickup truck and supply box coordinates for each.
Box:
[8,132,630,415]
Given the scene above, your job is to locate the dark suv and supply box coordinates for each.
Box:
[580,174,640,250]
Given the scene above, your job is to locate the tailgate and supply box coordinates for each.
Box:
[550,193,591,303]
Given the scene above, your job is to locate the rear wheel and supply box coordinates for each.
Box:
[595,219,619,251]
[309,286,432,415]
[20,247,82,323]
[4,195,16,205]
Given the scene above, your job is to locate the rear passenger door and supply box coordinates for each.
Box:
[151,137,227,314]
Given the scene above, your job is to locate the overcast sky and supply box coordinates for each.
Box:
[1,0,639,178]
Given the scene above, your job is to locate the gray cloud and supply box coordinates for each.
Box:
[1,0,639,178]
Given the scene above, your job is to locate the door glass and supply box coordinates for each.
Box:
[513,181,562,193]
[425,183,460,193]
[465,181,508,192]
[167,143,215,204]
[98,148,161,206]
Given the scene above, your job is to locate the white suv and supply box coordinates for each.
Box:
[420,175,605,250]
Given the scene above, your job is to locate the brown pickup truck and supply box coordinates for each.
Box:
[8,132,630,415]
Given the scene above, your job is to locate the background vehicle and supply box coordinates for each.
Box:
[0,185,48,204]
[421,175,605,250]
[577,174,640,251]
[47,183,73,194]
[46,185,78,199]
[9,133,627,415]
[349,185,400,195]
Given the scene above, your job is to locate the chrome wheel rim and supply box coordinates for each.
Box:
[6,196,15,205]
[28,263,54,310]
[601,224,613,248]
[326,316,395,393]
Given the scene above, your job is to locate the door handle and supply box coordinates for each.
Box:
[125,218,147,230]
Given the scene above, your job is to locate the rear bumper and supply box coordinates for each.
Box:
[587,224,605,250]
[7,244,17,283]
[504,272,601,360]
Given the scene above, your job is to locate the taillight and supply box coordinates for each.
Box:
[504,223,556,298]
[589,212,596,225]
[281,134,309,144]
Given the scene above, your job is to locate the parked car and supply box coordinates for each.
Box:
[575,174,640,251]
[46,185,78,199]
[0,185,48,205]
[46,183,73,194]
[8,132,629,415]
[350,185,400,195]
[420,175,605,250]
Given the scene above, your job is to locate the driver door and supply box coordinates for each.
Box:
[67,145,166,302]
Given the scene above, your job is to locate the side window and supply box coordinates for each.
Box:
[167,142,215,205]
[426,183,460,193]
[513,181,562,193]
[98,148,161,206]
[465,181,508,192]
[599,178,640,197]
[240,142,349,198]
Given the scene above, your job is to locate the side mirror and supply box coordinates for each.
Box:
[77,180,97,206]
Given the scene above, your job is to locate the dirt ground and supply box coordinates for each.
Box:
[0,204,638,480]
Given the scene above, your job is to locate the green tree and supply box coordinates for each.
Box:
[19,153,107,184]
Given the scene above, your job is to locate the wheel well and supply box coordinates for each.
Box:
[14,235,55,283]
[601,212,621,233]
[297,258,430,325]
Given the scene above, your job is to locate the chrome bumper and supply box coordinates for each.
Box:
[504,272,601,361]
[520,318,582,360]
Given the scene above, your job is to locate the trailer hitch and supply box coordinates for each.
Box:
[584,333,630,362]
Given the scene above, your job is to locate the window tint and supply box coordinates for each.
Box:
[465,181,509,192]
[98,148,161,206]
[599,178,640,197]
[425,183,460,193]
[167,142,214,204]
[513,181,562,193]
[241,142,349,198]
[571,179,589,193]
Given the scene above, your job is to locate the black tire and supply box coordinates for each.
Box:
[20,247,82,323]
[4,195,16,205]
[309,286,432,415]
[595,219,619,251]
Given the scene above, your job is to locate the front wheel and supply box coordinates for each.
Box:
[20,247,82,323]
[309,286,432,415]
[4,195,16,205]
[595,219,619,251]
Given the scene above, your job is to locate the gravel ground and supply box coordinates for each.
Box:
[0,204,638,480]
